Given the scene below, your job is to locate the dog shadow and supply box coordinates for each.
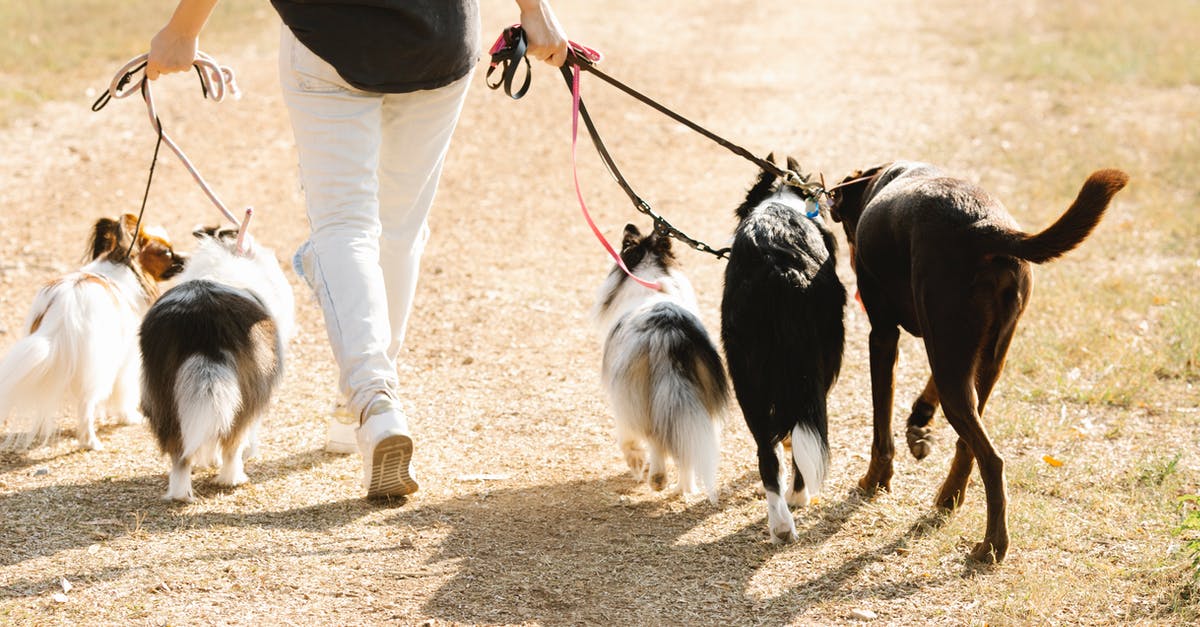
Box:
[379,471,956,625]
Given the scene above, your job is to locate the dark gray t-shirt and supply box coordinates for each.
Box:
[271,0,481,93]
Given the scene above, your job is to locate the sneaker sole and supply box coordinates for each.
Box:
[367,434,418,498]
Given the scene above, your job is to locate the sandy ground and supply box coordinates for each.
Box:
[1,1,1196,625]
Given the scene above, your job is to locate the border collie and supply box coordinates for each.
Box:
[140,226,294,501]
[721,157,846,542]
[0,214,185,450]
[594,223,728,503]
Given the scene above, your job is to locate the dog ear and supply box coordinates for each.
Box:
[87,217,124,261]
[786,155,801,174]
[621,223,642,252]
[829,163,890,223]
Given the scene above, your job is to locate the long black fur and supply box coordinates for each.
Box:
[140,280,281,459]
[721,162,846,536]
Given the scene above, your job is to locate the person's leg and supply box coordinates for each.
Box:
[376,72,473,360]
[278,26,395,417]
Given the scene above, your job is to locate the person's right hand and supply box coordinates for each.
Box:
[519,0,569,67]
[146,24,198,80]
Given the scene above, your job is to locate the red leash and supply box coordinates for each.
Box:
[490,28,661,290]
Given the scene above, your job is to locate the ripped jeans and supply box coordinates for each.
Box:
[279,26,473,419]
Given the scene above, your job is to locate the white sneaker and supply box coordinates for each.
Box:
[356,398,418,498]
[324,400,358,455]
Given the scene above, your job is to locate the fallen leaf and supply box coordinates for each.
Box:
[1043,455,1064,467]
[52,593,68,603]
[60,577,72,593]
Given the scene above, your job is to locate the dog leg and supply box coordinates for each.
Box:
[906,377,938,460]
[215,437,249,487]
[758,440,797,543]
[110,354,144,425]
[928,334,1010,563]
[647,444,669,492]
[165,455,195,502]
[615,424,648,483]
[935,437,975,510]
[75,399,102,451]
[860,325,899,494]
[786,448,810,507]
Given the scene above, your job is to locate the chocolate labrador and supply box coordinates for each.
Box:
[830,161,1128,562]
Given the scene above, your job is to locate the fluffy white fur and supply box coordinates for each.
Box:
[144,232,294,501]
[0,231,173,450]
[593,229,727,504]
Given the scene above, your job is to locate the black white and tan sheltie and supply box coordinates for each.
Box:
[721,157,846,542]
[594,223,728,504]
[0,214,185,450]
[139,226,294,501]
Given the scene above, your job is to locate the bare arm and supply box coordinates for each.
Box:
[147,0,219,80]
[515,0,569,67]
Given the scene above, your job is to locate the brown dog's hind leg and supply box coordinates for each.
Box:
[927,338,1010,563]
[859,325,900,495]
[935,437,975,510]
[906,376,939,460]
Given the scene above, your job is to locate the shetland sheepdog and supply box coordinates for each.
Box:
[139,226,294,501]
[721,156,846,543]
[0,214,185,450]
[594,223,728,504]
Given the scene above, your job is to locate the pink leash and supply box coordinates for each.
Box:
[96,52,253,249]
[491,30,661,291]
[569,57,662,291]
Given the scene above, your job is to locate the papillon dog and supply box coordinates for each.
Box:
[139,226,294,501]
[0,214,185,450]
[721,156,846,543]
[594,223,728,504]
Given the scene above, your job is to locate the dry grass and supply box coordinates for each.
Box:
[1,0,1198,625]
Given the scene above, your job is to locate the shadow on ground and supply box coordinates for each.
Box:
[384,472,955,625]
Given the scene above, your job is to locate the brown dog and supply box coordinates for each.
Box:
[830,161,1128,562]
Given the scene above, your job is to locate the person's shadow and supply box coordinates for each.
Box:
[384,471,954,625]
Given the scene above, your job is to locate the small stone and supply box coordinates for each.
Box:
[851,608,877,621]
[33,467,49,476]
[52,593,68,603]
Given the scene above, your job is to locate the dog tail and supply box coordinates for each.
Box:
[174,354,241,461]
[648,312,728,504]
[790,421,830,501]
[994,169,1129,263]
[0,334,60,450]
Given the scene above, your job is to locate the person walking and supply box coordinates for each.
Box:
[148,0,568,498]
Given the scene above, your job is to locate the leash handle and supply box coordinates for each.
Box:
[94,52,243,226]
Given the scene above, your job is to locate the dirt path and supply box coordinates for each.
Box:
[1,1,1195,625]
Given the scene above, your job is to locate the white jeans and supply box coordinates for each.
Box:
[279,26,473,419]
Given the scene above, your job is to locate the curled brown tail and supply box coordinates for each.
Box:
[1001,169,1129,263]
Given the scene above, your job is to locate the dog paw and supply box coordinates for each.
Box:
[786,485,811,508]
[857,475,890,496]
[649,472,668,491]
[163,490,194,503]
[79,437,103,451]
[968,539,1007,564]
[769,523,799,544]
[622,450,648,481]
[119,410,145,426]
[906,424,935,460]
[216,469,249,487]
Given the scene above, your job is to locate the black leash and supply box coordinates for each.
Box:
[487,26,826,260]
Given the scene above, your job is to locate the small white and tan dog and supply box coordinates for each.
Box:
[140,226,294,501]
[593,223,728,504]
[0,214,186,450]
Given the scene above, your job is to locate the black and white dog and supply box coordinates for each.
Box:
[140,226,294,501]
[721,157,846,542]
[594,224,728,503]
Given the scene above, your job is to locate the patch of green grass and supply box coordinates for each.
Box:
[0,0,272,125]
